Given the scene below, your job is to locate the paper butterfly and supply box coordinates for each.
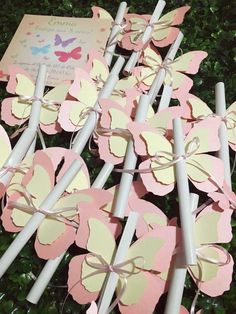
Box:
[120,6,190,51]
[96,98,134,165]
[133,45,207,97]
[1,65,70,134]
[68,217,176,314]
[1,150,101,260]
[31,44,50,55]
[180,306,202,314]
[58,51,139,132]
[92,6,113,20]
[133,117,224,195]
[5,147,91,200]
[54,34,76,47]
[179,93,236,151]
[54,47,82,62]
[188,204,234,297]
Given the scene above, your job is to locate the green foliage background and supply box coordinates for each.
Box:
[0,0,235,313]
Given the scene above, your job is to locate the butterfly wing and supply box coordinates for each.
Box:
[39,82,70,132]
[226,101,236,150]
[118,226,176,307]
[54,34,62,46]
[54,50,69,62]
[0,125,12,169]
[92,6,113,20]
[2,151,54,231]
[195,204,233,246]
[70,47,82,60]
[152,6,190,47]
[81,218,116,293]
[62,37,76,48]
[189,245,233,297]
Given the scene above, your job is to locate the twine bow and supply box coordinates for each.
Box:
[84,253,145,313]
[189,244,231,314]
[18,95,61,110]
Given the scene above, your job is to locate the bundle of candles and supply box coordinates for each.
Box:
[0,1,235,313]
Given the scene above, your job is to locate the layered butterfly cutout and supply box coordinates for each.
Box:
[128,117,224,195]
[131,45,207,97]
[68,217,176,314]
[58,50,140,132]
[179,93,236,151]
[1,149,102,259]
[120,6,190,51]
[1,66,70,134]
[187,204,234,297]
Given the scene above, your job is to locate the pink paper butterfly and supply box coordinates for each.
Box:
[120,6,190,51]
[1,148,93,260]
[68,217,176,314]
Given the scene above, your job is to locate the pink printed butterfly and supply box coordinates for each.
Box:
[54,34,76,47]
[68,217,176,314]
[55,47,82,62]
[120,6,190,51]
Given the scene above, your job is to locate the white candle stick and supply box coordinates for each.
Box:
[149,31,184,105]
[0,159,82,278]
[123,0,166,74]
[72,56,125,154]
[104,2,127,66]
[164,193,199,314]
[0,65,47,188]
[26,160,115,304]
[215,82,232,188]
[112,94,150,218]
[97,211,139,313]
[173,118,197,265]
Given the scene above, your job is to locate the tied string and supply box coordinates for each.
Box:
[69,106,102,150]
[62,253,145,314]
[95,127,131,138]
[8,184,79,228]
[18,95,61,110]
[105,20,127,49]
[136,48,184,88]
[196,111,236,130]
[93,75,126,98]
[189,244,231,314]
[129,19,172,43]
[0,163,29,179]
[114,136,200,175]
